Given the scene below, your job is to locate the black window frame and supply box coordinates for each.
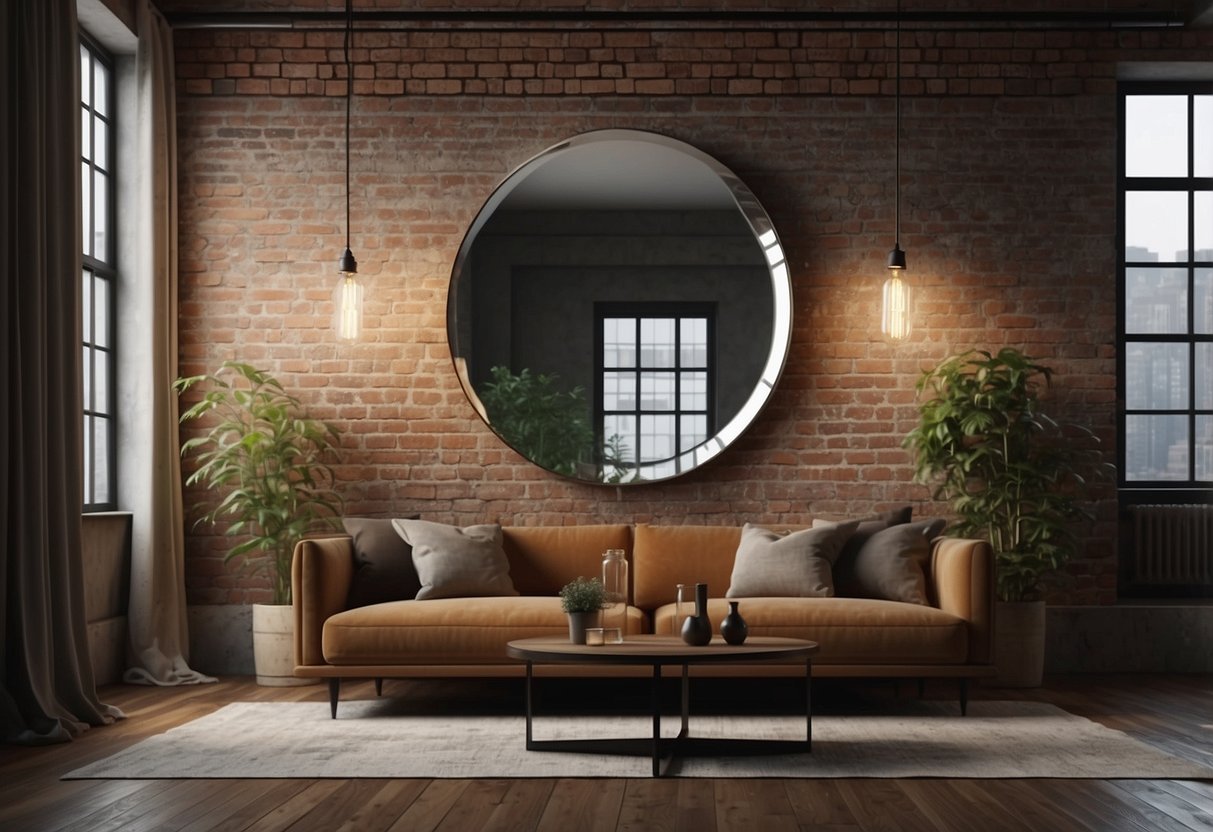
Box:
[81,31,117,512]
[594,301,716,479]
[1117,81,1213,498]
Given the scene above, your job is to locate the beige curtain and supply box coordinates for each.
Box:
[1,0,124,744]
[121,0,215,687]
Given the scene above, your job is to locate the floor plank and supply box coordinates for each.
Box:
[2,675,1212,832]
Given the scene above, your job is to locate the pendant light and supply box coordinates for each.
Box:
[333,0,363,342]
[880,0,912,343]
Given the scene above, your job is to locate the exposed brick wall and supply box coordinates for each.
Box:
[172,11,1213,606]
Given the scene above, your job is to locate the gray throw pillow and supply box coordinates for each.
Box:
[828,518,947,605]
[726,521,860,598]
[344,516,421,608]
[391,519,519,600]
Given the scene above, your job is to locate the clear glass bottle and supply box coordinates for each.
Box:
[601,548,628,643]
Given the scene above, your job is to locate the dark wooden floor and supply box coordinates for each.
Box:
[1,674,1212,831]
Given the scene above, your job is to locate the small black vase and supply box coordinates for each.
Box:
[720,600,748,645]
[680,583,712,646]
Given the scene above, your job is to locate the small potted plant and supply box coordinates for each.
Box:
[559,576,605,644]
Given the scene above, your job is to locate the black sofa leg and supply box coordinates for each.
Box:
[329,678,340,719]
[375,678,383,697]
[959,678,969,716]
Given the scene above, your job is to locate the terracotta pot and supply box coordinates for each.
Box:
[992,600,1046,688]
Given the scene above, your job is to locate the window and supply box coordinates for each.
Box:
[1119,83,1213,487]
[597,303,714,481]
[81,34,116,511]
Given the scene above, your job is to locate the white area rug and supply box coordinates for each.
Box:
[66,700,1213,780]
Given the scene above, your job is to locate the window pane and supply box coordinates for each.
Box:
[94,172,108,262]
[1125,414,1189,481]
[1125,96,1188,178]
[1197,269,1213,334]
[1125,191,1188,263]
[680,318,707,367]
[82,415,92,503]
[1198,416,1213,481]
[94,62,108,116]
[1125,342,1189,409]
[681,371,707,411]
[1196,191,1213,260]
[1198,343,1213,410]
[93,417,110,504]
[602,415,635,463]
[81,162,90,254]
[639,318,675,368]
[639,372,675,411]
[94,118,107,171]
[81,106,91,158]
[95,350,109,415]
[602,371,634,411]
[82,270,92,341]
[1197,96,1213,178]
[639,414,675,462]
[1125,268,1187,334]
[82,345,92,407]
[603,318,633,368]
[680,414,706,452]
[94,278,109,347]
[80,44,90,106]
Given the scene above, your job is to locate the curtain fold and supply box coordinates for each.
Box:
[1,0,123,744]
[122,0,215,687]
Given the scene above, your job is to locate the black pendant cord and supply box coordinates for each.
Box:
[344,0,352,258]
[894,0,901,251]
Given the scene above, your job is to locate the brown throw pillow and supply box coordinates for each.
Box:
[392,519,519,600]
[344,516,421,608]
[828,518,947,605]
[726,521,860,598]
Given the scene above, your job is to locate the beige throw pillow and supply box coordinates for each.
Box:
[391,519,518,600]
[726,521,859,598]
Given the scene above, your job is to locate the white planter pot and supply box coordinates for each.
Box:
[992,600,1046,688]
[252,603,317,687]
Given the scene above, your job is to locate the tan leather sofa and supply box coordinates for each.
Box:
[293,523,994,717]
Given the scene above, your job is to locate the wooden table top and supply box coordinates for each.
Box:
[506,634,819,665]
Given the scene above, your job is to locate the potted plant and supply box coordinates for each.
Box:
[175,361,344,685]
[903,348,1110,686]
[559,576,605,644]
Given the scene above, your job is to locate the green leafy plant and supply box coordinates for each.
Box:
[174,361,344,605]
[559,576,606,614]
[903,348,1111,603]
[477,366,595,476]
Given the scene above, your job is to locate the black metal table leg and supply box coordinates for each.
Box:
[651,663,662,777]
[680,664,690,736]
[806,658,813,751]
[525,661,534,749]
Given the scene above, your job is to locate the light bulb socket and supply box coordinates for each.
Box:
[886,244,906,270]
[338,247,358,274]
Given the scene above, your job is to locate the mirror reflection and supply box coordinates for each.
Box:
[448,129,791,484]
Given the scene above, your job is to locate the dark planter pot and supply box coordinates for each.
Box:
[567,611,601,645]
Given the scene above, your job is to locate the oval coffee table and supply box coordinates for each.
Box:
[506,634,819,777]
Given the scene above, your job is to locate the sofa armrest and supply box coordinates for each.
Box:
[929,537,994,665]
[292,536,355,668]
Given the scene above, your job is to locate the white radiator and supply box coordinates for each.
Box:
[1131,504,1213,585]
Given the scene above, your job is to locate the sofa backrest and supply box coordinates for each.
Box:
[632,524,743,609]
[502,524,633,597]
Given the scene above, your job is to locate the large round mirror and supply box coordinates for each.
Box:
[448,129,791,484]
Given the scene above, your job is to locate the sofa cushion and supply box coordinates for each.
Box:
[824,518,947,606]
[651,597,968,665]
[392,519,518,601]
[322,597,647,665]
[343,517,421,608]
[726,522,858,599]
